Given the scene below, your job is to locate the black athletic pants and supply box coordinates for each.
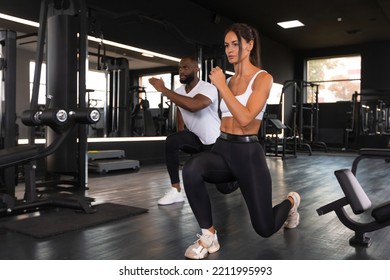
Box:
[182,136,291,238]
[165,130,213,185]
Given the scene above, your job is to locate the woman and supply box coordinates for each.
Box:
[182,23,301,260]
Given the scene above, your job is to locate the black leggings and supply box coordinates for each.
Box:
[182,136,291,238]
[165,130,213,185]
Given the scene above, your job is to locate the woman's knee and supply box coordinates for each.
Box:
[252,222,274,238]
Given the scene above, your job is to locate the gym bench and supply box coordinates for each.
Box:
[351,148,390,175]
[0,108,100,215]
[316,169,390,247]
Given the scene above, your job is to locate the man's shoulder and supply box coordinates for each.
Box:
[198,79,214,86]
[197,80,217,91]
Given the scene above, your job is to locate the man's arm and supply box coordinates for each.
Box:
[176,108,185,131]
[149,78,211,112]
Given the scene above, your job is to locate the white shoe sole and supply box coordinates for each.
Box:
[158,198,185,206]
[184,241,220,259]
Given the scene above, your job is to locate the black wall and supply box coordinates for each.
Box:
[361,41,390,91]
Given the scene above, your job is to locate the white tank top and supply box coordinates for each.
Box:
[220,70,267,120]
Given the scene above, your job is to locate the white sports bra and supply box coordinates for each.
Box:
[220,70,267,120]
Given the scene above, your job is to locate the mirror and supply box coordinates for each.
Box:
[1,14,180,141]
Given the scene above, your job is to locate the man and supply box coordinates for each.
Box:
[149,55,220,205]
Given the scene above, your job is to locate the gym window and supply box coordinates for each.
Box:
[29,61,107,107]
[306,55,361,103]
[86,70,107,108]
[139,73,180,109]
[29,61,46,105]
[268,82,283,105]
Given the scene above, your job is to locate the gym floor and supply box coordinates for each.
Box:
[1,151,390,260]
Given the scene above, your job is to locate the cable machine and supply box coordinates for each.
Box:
[30,0,90,189]
[0,0,104,215]
[345,91,390,149]
[198,45,227,83]
[89,44,141,173]
[278,80,327,156]
[300,81,327,152]
[104,57,131,137]
[266,80,300,158]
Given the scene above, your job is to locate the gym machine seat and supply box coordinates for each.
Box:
[351,148,390,175]
[0,108,100,215]
[316,169,390,247]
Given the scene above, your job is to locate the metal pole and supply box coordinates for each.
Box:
[0,30,17,196]
[30,0,49,144]
[78,0,89,189]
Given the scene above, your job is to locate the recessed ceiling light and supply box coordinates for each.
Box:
[277,20,304,29]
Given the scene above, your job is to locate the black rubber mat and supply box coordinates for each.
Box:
[0,203,148,238]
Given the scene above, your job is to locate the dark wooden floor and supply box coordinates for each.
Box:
[1,150,390,260]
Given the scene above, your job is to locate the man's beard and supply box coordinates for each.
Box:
[180,73,195,84]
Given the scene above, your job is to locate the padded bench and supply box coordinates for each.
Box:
[351,148,390,175]
[317,169,390,247]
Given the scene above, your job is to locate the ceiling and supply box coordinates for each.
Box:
[1,0,390,70]
[190,0,390,50]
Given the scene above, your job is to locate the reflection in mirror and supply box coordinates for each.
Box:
[28,60,179,139]
[0,13,179,139]
[1,12,180,140]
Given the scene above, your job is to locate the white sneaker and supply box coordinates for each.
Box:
[158,187,185,205]
[284,191,301,229]
[185,229,220,260]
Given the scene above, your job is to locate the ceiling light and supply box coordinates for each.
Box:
[0,13,39,27]
[88,37,179,62]
[277,20,304,29]
[141,53,154,58]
